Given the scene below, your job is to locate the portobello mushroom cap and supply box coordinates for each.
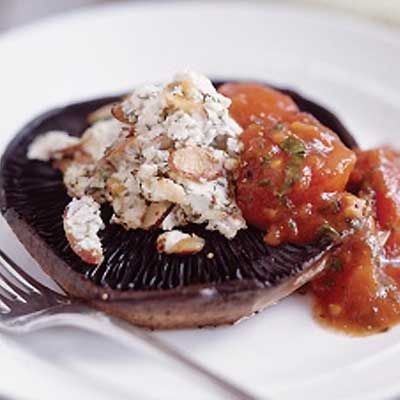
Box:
[0,82,358,329]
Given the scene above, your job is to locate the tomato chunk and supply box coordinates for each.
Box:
[219,83,299,129]
[350,148,400,257]
[221,83,357,245]
[311,219,400,335]
[312,148,400,334]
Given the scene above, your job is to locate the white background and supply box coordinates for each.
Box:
[0,2,400,400]
[1,0,400,32]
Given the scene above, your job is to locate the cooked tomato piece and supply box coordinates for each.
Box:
[223,82,400,336]
[237,118,357,245]
[221,83,357,245]
[219,83,299,129]
[350,148,400,257]
[312,148,400,335]
[311,219,400,335]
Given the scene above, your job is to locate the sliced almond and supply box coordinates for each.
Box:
[165,93,204,115]
[161,206,187,230]
[147,178,186,204]
[169,236,205,255]
[78,119,123,162]
[104,136,139,168]
[141,201,172,230]
[87,103,115,124]
[111,102,136,125]
[169,146,223,181]
[156,230,205,255]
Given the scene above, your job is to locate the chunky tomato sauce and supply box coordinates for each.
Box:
[219,83,359,246]
[312,149,400,334]
[220,83,400,335]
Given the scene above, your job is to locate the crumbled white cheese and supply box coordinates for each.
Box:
[121,71,243,152]
[157,230,205,255]
[178,178,244,239]
[105,71,246,237]
[111,195,147,229]
[27,131,79,161]
[63,163,94,198]
[62,119,122,197]
[30,72,247,263]
[63,196,105,264]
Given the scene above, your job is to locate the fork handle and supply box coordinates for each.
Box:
[38,309,258,400]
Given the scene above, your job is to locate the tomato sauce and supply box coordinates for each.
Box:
[312,149,400,334]
[220,83,358,246]
[220,83,400,335]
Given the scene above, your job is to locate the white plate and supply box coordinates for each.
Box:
[1,2,400,399]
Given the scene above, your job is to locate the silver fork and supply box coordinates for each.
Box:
[0,248,258,400]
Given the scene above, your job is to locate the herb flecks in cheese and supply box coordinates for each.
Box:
[108,71,246,239]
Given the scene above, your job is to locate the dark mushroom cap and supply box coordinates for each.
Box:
[0,82,357,329]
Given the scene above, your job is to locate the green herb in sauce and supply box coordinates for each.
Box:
[279,136,306,157]
[329,258,343,272]
[262,153,273,165]
[278,136,307,195]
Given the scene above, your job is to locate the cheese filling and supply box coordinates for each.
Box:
[28,72,246,262]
